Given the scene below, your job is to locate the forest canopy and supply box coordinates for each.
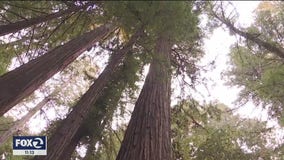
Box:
[0,1,283,160]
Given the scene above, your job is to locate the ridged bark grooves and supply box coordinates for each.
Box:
[33,27,143,160]
[116,35,172,160]
[0,23,115,116]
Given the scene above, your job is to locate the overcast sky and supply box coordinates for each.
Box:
[198,1,265,118]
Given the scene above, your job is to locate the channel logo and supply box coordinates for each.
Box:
[13,136,47,155]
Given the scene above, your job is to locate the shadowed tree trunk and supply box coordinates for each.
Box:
[33,27,144,160]
[0,3,92,37]
[61,53,141,159]
[0,23,115,116]
[59,125,88,160]
[0,96,50,145]
[59,71,124,159]
[116,34,172,160]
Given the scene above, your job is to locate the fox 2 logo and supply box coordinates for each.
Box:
[13,136,46,150]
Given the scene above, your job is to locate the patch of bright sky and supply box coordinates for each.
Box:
[197,1,265,118]
[196,1,283,142]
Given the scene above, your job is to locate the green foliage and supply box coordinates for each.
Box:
[227,42,284,124]
[226,1,284,125]
[0,116,32,160]
[0,1,100,73]
[0,116,14,158]
[103,1,200,43]
[253,2,284,44]
[71,51,143,159]
[171,101,279,160]
[3,2,283,159]
[85,127,124,160]
[0,49,13,75]
[0,1,65,24]
[84,51,142,132]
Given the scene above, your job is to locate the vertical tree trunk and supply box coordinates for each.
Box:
[33,27,143,160]
[0,97,50,145]
[0,23,115,116]
[116,35,172,160]
[0,3,91,36]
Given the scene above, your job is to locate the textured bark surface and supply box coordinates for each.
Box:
[0,97,50,145]
[116,35,172,160]
[0,3,90,36]
[33,28,143,160]
[0,23,115,116]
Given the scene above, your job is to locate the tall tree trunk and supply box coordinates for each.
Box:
[212,10,284,59]
[0,97,50,145]
[59,53,140,159]
[0,3,91,37]
[116,35,172,160]
[33,27,144,160]
[58,125,88,160]
[0,23,115,116]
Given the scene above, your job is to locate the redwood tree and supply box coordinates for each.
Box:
[0,23,115,116]
[209,2,284,59]
[113,2,200,160]
[58,53,143,159]
[0,96,50,145]
[116,35,172,160]
[33,27,144,160]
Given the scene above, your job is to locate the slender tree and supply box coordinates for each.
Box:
[0,23,115,116]
[221,2,284,123]
[58,53,142,159]
[116,35,172,160]
[33,27,144,160]
[209,2,284,59]
[0,2,92,37]
[0,97,50,145]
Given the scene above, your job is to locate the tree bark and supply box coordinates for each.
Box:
[116,35,172,160]
[212,11,284,59]
[0,23,115,116]
[58,125,88,160]
[58,53,139,159]
[0,97,50,145]
[33,27,144,160]
[0,3,91,37]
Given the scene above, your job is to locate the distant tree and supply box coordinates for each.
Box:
[0,2,93,36]
[214,2,284,125]
[208,1,284,59]
[0,116,30,160]
[34,27,144,160]
[0,23,115,116]
[172,101,283,160]
[0,96,50,145]
[58,52,143,159]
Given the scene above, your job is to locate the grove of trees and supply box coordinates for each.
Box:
[0,1,283,160]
